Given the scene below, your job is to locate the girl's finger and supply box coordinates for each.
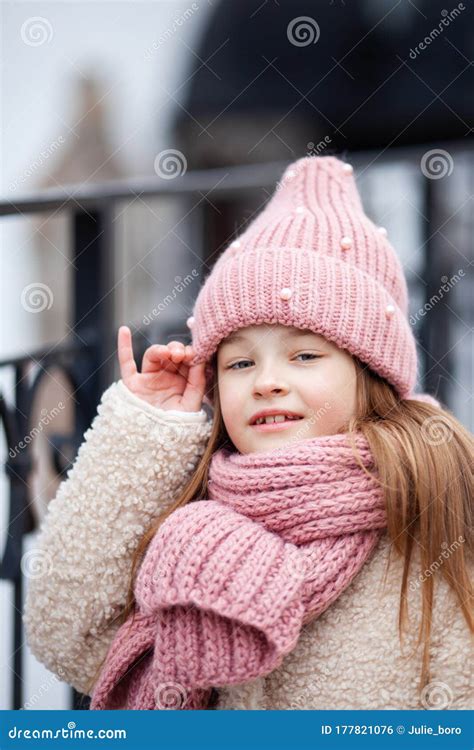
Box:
[144,344,177,362]
[117,326,138,380]
[145,342,186,363]
[185,360,207,395]
[142,345,188,377]
[168,342,186,362]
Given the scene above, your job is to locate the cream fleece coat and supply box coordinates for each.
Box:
[23,380,473,710]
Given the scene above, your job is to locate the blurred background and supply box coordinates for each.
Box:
[1,0,472,710]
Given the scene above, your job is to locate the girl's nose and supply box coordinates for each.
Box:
[252,378,289,399]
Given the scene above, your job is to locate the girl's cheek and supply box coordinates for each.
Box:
[220,394,243,430]
[324,381,357,423]
[305,374,356,421]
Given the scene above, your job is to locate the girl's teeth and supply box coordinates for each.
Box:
[255,415,300,425]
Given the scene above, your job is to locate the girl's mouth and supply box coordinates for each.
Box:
[250,416,303,432]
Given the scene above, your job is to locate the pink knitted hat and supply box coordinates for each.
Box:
[187,155,419,399]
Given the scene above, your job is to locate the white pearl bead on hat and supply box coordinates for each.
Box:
[340,236,352,250]
[378,226,388,237]
[295,206,305,214]
[280,287,293,300]
[186,316,195,328]
[230,240,241,248]
[385,304,395,318]
[342,163,353,175]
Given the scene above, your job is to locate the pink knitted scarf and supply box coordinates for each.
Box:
[90,432,387,710]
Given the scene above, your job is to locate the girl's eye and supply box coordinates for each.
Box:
[295,352,320,361]
[228,360,252,370]
[227,353,320,369]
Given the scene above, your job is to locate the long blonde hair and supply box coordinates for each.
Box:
[85,356,473,698]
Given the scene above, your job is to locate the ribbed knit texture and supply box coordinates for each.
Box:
[188,155,419,399]
[90,432,386,711]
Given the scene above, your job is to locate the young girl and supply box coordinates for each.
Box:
[23,155,473,711]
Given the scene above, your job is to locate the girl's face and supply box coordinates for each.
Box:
[216,324,358,454]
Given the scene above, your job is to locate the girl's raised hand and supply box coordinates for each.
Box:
[117,326,207,412]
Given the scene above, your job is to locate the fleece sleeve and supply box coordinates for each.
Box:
[22,379,213,696]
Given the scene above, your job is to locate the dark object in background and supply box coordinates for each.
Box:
[174,0,473,165]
